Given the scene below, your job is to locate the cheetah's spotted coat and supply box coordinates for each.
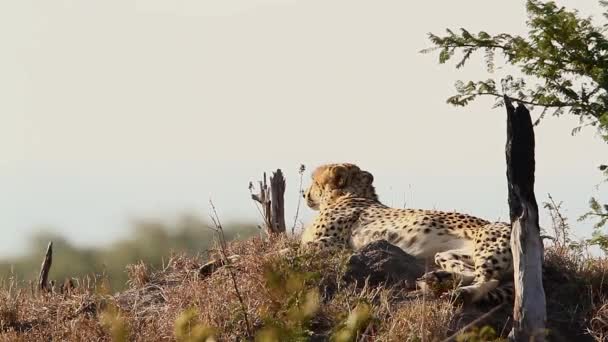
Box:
[301,163,514,303]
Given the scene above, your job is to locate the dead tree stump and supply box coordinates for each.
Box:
[251,169,286,235]
[504,96,546,341]
[199,170,286,278]
[270,170,286,233]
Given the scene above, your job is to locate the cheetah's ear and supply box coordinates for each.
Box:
[360,171,374,186]
[329,164,356,189]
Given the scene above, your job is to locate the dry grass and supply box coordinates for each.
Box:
[374,297,456,341]
[542,245,608,341]
[1,235,608,341]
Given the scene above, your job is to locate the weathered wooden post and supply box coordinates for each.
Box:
[38,242,53,292]
[505,96,546,341]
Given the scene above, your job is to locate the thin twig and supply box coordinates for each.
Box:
[208,200,253,338]
[440,303,506,342]
[249,181,267,224]
[547,193,570,246]
[478,92,577,108]
[441,43,510,51]
[250,174,273,234]
[292,164,306,235]
[357,313,375,342]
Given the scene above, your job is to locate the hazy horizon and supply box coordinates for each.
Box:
[2,0,606,258]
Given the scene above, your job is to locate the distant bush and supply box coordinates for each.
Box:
[0,214,259,291]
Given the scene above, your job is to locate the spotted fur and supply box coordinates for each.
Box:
[301,163,513,304]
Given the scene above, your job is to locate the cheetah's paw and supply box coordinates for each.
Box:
[416,270,455,296]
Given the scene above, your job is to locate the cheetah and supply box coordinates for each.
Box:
[301,163,513,304]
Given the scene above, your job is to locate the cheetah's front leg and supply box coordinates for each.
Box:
[417,249,475,295]
[301,209,354,252]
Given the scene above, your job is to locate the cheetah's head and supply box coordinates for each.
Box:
[304,163,377,210]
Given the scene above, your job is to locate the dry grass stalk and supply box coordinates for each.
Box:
[208,200,253,338]
[292,164,306,235]
[589,302,608,341]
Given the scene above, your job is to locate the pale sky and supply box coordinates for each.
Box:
[1,0,606,257]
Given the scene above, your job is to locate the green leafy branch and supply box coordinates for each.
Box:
[422,0,608,140]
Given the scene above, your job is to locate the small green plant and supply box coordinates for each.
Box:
[100,305,129,342]
[330,302,372,342]
[174,308,216,342]
[456,326,506,342]
[255,261,321,341]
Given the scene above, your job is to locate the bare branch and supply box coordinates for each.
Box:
[479,92,578,108]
